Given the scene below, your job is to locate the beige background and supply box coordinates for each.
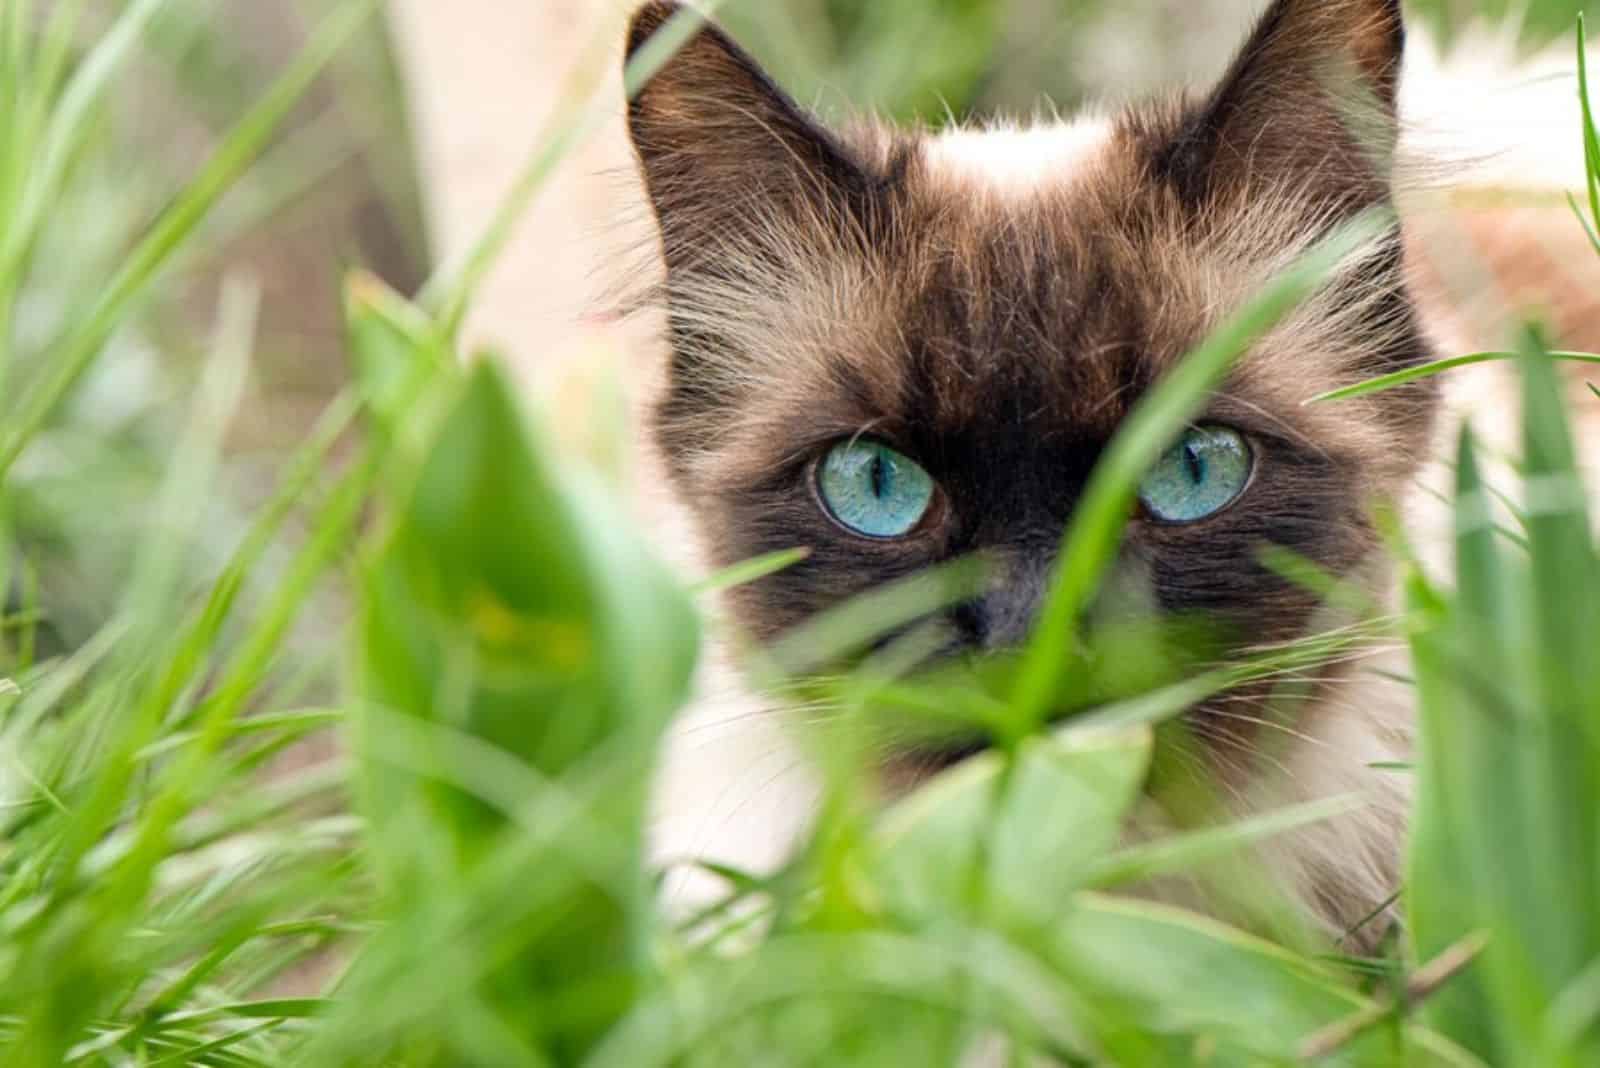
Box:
[387,0,819,894]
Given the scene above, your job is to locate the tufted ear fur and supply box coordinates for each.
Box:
[624,2,907,478]
[624,1,889,280]
[1154,0,1405,215]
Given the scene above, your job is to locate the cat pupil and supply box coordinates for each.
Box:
[1183,445,1205,485]
[870,453,889,498]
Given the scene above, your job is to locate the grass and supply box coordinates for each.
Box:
[0,1,1598,1065]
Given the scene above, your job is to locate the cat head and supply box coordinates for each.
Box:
[623,0,1438,755]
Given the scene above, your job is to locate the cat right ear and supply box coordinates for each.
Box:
[624,2,883,276]
[1155,0,1404,215]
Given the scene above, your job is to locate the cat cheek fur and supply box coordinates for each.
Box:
[624,0,1437,939]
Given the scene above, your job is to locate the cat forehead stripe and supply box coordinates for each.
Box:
[921,119,1114,195]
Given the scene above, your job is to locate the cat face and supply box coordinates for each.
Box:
[624,0,1438,755]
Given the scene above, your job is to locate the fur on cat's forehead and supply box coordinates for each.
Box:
[922,119,1115,196]
[624,0,1431,492]
[650,112,1415,479]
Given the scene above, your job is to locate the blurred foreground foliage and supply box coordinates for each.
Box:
[723,0,1600,122]
[0,2,1599,1066]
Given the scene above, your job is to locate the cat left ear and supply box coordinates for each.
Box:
[1156,0,1404,213]
[624,2,883,277]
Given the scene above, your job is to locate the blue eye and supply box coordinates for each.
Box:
[1139,426,1253,523]
[817,439,936,538]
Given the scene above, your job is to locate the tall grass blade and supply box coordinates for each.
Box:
[0,0,381,483]
[348,361,698,1061]
[1012,212,1392,729]
[1306,351,1600,405]
[420,2,717,337]
[0,0,170,314]
[1578,14,1600,252]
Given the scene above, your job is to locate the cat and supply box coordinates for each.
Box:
[621,0,1600,942]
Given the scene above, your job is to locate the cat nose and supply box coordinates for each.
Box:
[951,593,1034,650]
[949,547,1155,652]
[950,552,1054,651]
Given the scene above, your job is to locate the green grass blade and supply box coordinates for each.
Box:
[1011,211,1392,729]
[0,0,381,483]
[0,0,170,307]
[1578,14,1600,250]
[1566,191,1600,258]
[28,0,88,110]
[1512,331,1600,1028]
[763,556,987,677]
[118,276,257,646]
[142,1020,281,1067]
[1306,350,1600,404]
[420,2,716,337]
[1084,795,1363,889]
[51,437,377,904]
[1407,428,1521,1055]
[691,547,810,597]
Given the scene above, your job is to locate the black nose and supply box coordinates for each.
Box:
[949,552,1054,651]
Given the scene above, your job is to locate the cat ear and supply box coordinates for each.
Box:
[624,2,883,276]
[1157,0,1404,212]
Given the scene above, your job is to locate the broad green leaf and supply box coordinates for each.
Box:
[875,727,1151,925]
[586,928,1103,1068]
[354,359,699,1060]
[1043,894,1484,1067]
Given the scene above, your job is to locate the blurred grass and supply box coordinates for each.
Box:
[721,0,1600,124]
[0,1,1598,1066]
[12,0,1595,638]
[1413,0,1600,42]
[2,0,422,648]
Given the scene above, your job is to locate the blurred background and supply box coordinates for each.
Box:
[13,0,1598,645]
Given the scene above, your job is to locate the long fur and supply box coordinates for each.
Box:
[627,0,1600,941]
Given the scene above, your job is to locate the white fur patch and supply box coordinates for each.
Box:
[923,118,1113,195]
